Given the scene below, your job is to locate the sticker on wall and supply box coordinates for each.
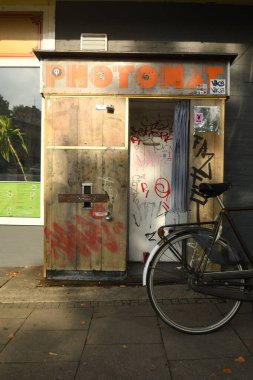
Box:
[0,182,40,218]
[193,106,220,133]
[210,79,226,95]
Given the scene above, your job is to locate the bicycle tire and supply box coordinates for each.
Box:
[147,229,243,334]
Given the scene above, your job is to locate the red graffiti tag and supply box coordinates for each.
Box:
[45,208,124,259]
[155,177,171,199]
[141,182,150,198]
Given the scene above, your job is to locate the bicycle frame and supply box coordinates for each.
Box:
[142,221,216,286]
[143,197,253,302]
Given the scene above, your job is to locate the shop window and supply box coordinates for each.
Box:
[0,67,41,219]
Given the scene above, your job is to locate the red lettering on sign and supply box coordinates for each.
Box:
[118,65,135,87]
[160,66,184,88]
[203,66,224,85]
[186,68,204,88]
[91,65,113,87]
[67,64,88,88]
[44,62,227,94]
[46,64,65,88]
[135,65,159,89]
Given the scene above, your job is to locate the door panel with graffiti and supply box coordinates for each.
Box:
[129,99,180,261]
[44,96,127,273]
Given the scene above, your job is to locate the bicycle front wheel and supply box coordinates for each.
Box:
[147,230,243,334]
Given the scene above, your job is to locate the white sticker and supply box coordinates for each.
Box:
[210,79,226,95]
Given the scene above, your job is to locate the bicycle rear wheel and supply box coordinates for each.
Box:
[147,229,243,334]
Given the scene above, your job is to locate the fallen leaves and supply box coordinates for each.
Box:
[5,271,19,278]
[234,355,246,364]
[49,352,58,357]
[212,356,247,377]
[223,368,233,374]
[7,333,15,340]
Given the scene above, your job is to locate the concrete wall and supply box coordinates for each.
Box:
[0,226,43,266]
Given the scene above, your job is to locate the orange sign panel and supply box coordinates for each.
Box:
[42,60,229,96]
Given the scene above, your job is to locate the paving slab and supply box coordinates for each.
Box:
[1,266,253,380]
[0,306,33,319]
[0,330,87,362]
[161,324,250,360]
[87,315,161,345]
[0,319,25,345]
[22,308,92,331]
[0,278,9,288]
[76,343,171,380]
[229,313,253,354]
[93,303,156,317]
[0,284,148,303]
[0,362,78,380]
[170,357,253,380]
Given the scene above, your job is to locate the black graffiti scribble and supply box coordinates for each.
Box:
[130,115,173,146]
[145,231,157,241]
[190,134,214,222]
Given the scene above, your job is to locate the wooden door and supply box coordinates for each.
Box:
[44,96,128,274]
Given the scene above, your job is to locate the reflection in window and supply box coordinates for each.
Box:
[0,68,41,182]
[0,68,41,218]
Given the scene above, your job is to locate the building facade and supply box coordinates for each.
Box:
[0,0,253,278]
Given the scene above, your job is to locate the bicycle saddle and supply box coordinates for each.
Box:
[199,182,232,198]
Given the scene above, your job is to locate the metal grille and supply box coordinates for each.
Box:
[80,33,107,51]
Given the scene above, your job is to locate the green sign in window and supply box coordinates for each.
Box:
[0,182,40,218]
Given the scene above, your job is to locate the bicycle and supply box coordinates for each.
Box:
[142,182,253,334]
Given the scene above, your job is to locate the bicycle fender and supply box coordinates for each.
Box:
[142,243,160,286]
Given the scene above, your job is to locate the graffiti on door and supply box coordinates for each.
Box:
[190,134,215,222]
[45,204,124,260]
[129,107,175,261]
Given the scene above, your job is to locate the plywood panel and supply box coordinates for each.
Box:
[189,99,225,223]
[76,150,103,270]
[78,98,103,146]
[102,97,126,147]
[44,96,128,274]
[45,149,78,270]
[78,97,126,147]
[101,149,128,271]
[51,97,79,146]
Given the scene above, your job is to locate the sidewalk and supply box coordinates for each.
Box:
[0,266,253,380]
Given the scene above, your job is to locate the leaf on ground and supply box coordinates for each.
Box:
[211,372,218,379]
[7,333,15,339]
[49,352,58,356]
[235,356,246,364]
[80,320,86,325]
[223,368,233,374]
[6,271,19,278]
